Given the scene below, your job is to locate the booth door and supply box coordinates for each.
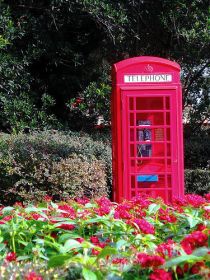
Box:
[122,90,178,202]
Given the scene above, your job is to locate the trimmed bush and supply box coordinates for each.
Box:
[0,130,111,204]
[185,169,210,195]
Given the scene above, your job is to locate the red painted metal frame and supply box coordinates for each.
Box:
[111,56,184,203]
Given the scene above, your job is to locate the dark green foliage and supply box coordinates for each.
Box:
[0,1,60,132]
[184,129,210,169]
[185,169,210,195]
[0,130,111,204]
[66,264,82,280]
[0,0,209,132]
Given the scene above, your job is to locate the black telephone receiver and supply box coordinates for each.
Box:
[143,129,151,141]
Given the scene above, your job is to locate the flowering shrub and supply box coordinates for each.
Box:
[0,194,209,279]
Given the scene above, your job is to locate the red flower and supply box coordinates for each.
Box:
[50,232,58,239]
[112,258,128,264]
[190,261,204,274]
[114,205,132,219]
[185,194,206,207]
[96,197,112,207]
[149,269,172,280]
[89,236,106,248]
[75,97,83,104]
[0,215,13,224]
[196,223,206,231]
[94,124,105,129]
[136,253,165,267]
[25,271,43,280]
[91,248,100,255]
[159,209,177,223]
[98,242,106,248]
[57,224,75,230]
[76,237,84,243]
[14,202,23,207]
[43,195,52,202]
[75,197,90,205]
[176,263,189,277]
[90,236,100,245]
[96,205,111,216]
[156,240,175,258]
[172,196,187,206]
[31,213,42,220]
[131,194,151,208]
[176,266,184,277]
[58,204,76,219]
[132,218,155,234]
[71,98,83,108]
[174,194,206,207]
[205,193,210,202]
[6,252,17,262]
[181,231,208,254]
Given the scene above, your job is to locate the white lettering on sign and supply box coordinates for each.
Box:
[124,74,172,83]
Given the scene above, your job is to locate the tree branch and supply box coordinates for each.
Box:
[184,61,210,95]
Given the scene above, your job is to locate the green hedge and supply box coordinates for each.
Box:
[0,130,209,204]
[0,130,111,204]
[185,169,210,195]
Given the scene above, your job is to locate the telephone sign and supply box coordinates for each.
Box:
[111,56,184,203]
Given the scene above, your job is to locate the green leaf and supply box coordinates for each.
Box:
[2,206,14,213]
[164,255,203,268]
[0,243,6,252]
[97,246,118,260]
[50,201,58,209]
[116,239,129,250]
[62,239,82,253]
[17,255,31,261]
[82,268,97,280]
[25,206,48,213]
[186,216,200,228]
[148,203,160,215]
[206,261,210,268]
[59,233,81,243]
[48,254,71,268]
[84,203,97,208]
[192,247,210,257]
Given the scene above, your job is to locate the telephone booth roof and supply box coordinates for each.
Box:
[113,56,181,85]
[113,56,180,71]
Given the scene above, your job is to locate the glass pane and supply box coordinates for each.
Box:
[129,98,134,110]
[136,112,164,125]
[136,159,166,173]
[131,176,135,189]
[167,175,172,188]
[166,112,170,125]
[129,113,134,126]
[130,129,134,141]
[167,128,170,141]
[136,97,164,110]
[166,97,170,109]
[167,144,171,157]
[154,128,164,141]
[130,145,135,157]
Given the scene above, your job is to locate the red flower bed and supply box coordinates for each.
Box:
[0,194,209,279]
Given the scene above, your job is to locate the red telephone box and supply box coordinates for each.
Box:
[111,56,184,203]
